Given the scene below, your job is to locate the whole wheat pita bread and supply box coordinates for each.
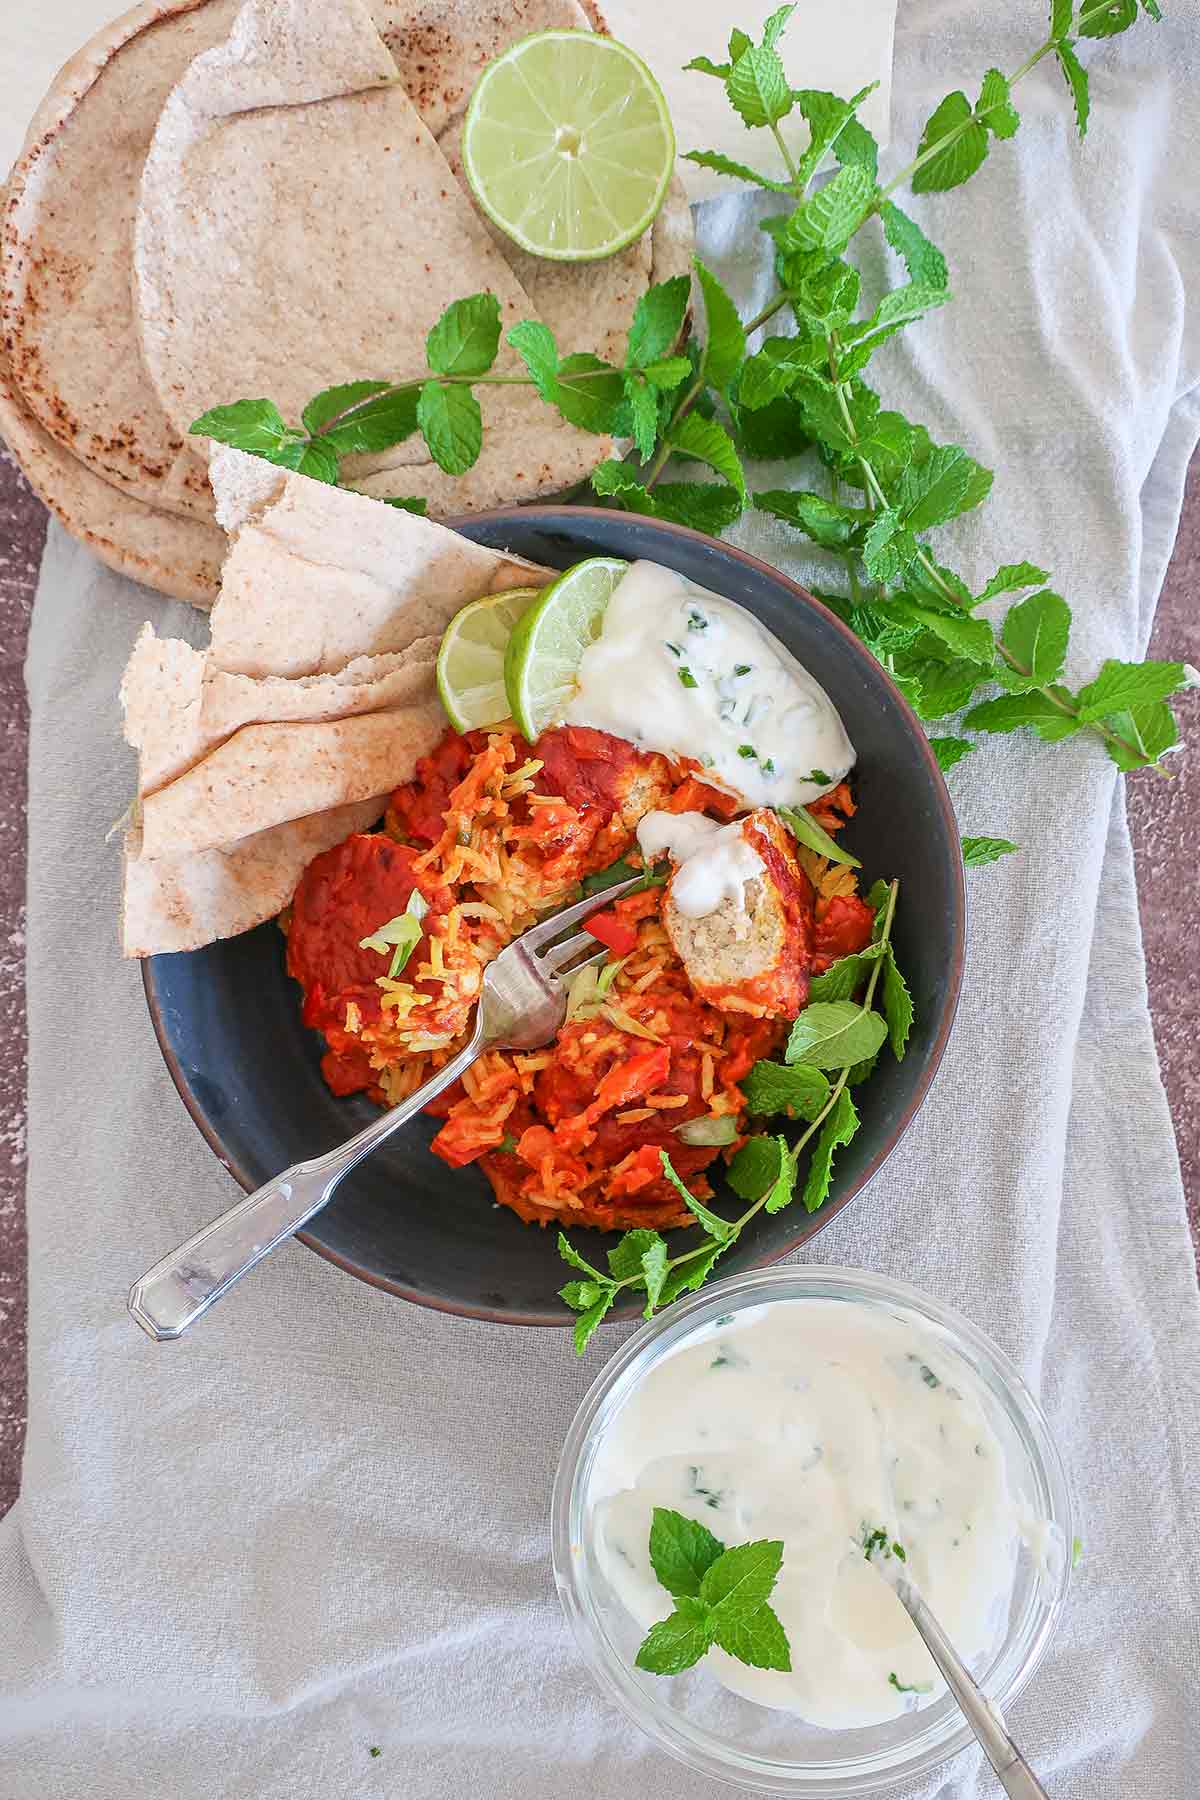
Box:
[121,798,388,957]
[120,448,553,952]
[122,621,441,794]
[205,445,551,677]
[133,0,608,516]
[0,336,223,606]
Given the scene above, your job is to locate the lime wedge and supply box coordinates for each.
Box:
[436,587,542,732]
[462,31,675,262]
[504,557,627,741]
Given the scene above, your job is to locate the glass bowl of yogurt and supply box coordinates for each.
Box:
[551,1266,1073,1795]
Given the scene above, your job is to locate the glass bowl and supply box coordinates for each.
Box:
[551,1266,1073,1796]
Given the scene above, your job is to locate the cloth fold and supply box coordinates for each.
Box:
[2,4,1199,1796]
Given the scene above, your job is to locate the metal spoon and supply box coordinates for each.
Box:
[891,1573,1049,1798]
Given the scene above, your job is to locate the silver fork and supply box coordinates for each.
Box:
[128,876,642,1341]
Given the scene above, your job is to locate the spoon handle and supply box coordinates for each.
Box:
[127,1027,484,1341]
[895,1579,1050,1799]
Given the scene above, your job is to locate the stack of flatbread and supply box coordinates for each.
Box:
[120,445,553,955]
[1,0,692,605]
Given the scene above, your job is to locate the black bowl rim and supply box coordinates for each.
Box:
[142,503,966,1325]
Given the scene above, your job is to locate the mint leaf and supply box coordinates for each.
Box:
[738,335,824,410]
[788,164,876,254]
[887,645,986,719]
[978,69,1020,138]
[626,377,659,461]
[302,380,390,435]
[963,690,1079,737]
[882,950,913,1059]
[710,1600,792,1671]
[1103,699,1180,770]
[853,410,917,486]
[640,1237,670,1314]
[559,1279,607,1310]
[896,602,994,666]
[1075,659,1186,720]
[507,318,558,396]
[851,282,951,349]
[190,397,296,454]
[727,1135,783,1201]
[682,148,791,191]
[802,1086,859,1212]
[880,202,948,288]
[667,413,747,500]
[1078,0,1137,35]
[863,510,919,584]
[763,1137,800,1215]
[1000,590,1071,685]
[319,386,420,455]
[573,1289,616,1353]
[657,1239,728,1304]
[649,1507,726,1598]
[928,735,975,772]
[911,91,989,194]
[777,803,861,869]
[961,835,1018,867]
[786,1001,888,1070]
[975,562,1050,605]
[693,259,746,392]
[741,1061,831,1120]
[701,1537,784,1612]
[626,276,691,368]
[271,436,340,483]
[808,945,886,1002]
[894,444,993,531]
[555,352,625,433]
[726,44,792,129]
[684,55,732,79]
[417,381,481,474]
[753,488,868,549]
[761,5,796,50]
[591,461,743,534]
[607,1227,667,1284]
[426,293,501,376]
[732,390,811,461]
[1051,0,1074,33]
[635,1600,712,1674]
[642,355,693,391]
[1056,41,1090,136]
[382,495,428,515]
[557,1231,605,1281]
[659,1151,737,1241]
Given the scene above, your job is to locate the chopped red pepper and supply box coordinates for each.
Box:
[583,910,639,957]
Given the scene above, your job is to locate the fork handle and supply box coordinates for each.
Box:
[128,1026,485,1341]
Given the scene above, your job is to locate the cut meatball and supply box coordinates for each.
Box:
[663,810,815,1018]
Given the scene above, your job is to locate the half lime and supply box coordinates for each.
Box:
[436,587,542,733]
[461,31,675,262]
[503,557,627,741]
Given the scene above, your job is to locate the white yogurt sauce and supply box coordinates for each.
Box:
[565,561,855,809]
[589,1299,1044,1730]
[636,811,764,919]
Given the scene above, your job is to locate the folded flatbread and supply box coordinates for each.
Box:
[1,0,692,600]
[119,448,552,954]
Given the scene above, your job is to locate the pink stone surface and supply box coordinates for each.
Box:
[0,451,1195,1517]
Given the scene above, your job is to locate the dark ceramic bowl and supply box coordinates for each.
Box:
[143,507,965,1326]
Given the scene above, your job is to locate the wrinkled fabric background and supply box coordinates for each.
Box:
[1,3,1199,1796]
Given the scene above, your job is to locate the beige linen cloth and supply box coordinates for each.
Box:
[1,3,1199,1796]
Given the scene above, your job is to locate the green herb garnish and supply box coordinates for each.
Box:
[580,855,668,897]
[862,1525,907,1563]
[633,1507,791,1676]
[194,7,1191,808]
[559,880,908,1346]
[497,1133,519,1155]
[738,743,757,759]
[734,663,752,676]
[889,1671,933,1695]
[678,667,699,689]
[358,889,428,979]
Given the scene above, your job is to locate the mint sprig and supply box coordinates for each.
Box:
[559,879,907,1346]
[634,1507,791,1676]
[190,4,1190,803]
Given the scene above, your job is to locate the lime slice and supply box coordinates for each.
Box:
[461,31,675,262]
[504,557,627,741]
[436,587,542,732]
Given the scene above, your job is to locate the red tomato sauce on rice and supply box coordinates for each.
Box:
[284,725,874,1233]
